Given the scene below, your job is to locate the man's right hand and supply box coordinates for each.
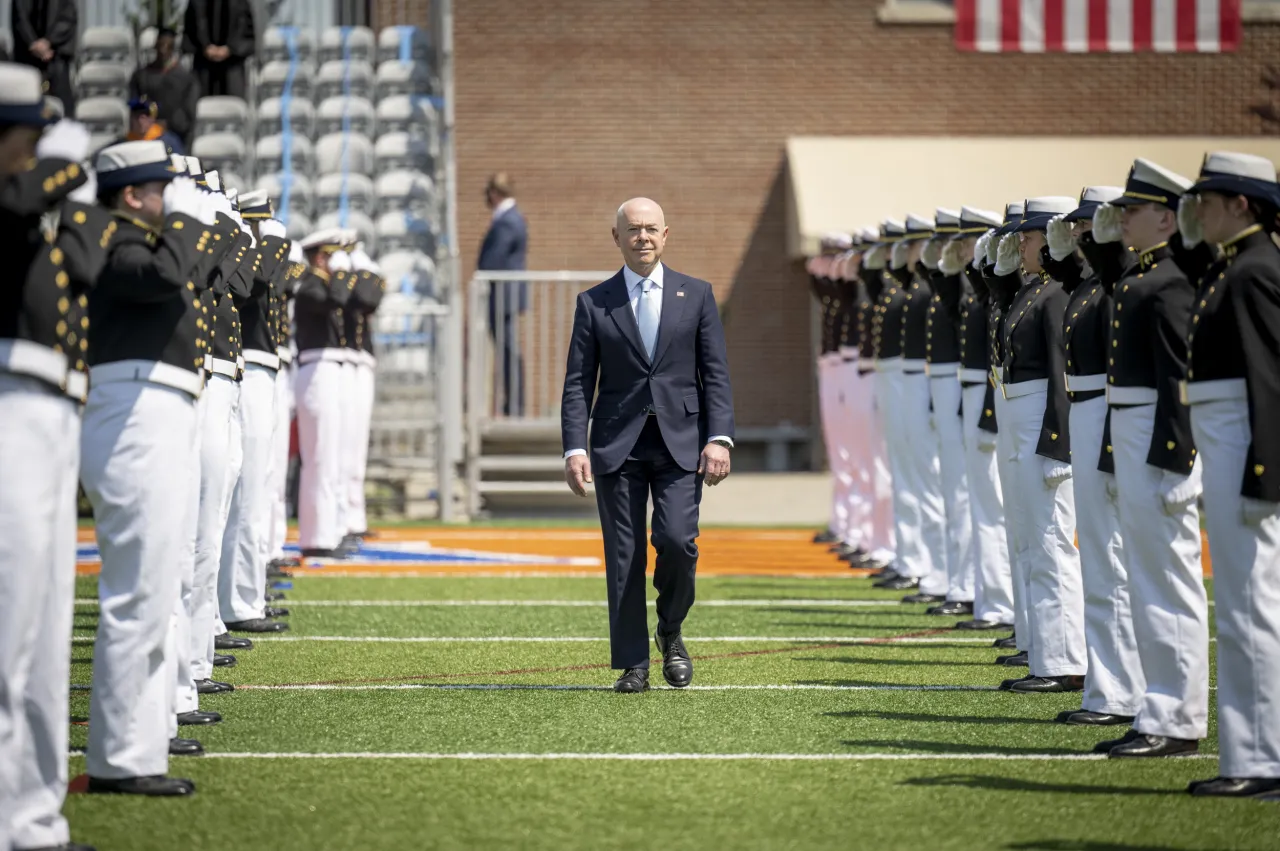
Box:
[565,455,593,497]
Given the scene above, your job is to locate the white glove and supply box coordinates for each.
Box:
[67,167,97,204]
[1105,475,1120,505]
[1046,215,1077,261]
[162,176,204,220]
[978,430,998,453]
[195,189,219,226]
[236,213,255,247]
[921,238,944,270]
[1178,195,1204,249]
[994,233,1021,276]
[973,229,994,268]
[1243,497,1280,527]
[890,240,910,270]
[204,170,222,193]
[328,250,352,272]
[1044,460,1072,489]
[288,240,305,265]
[863,245,887,270]
[939,241,966,276]
[37,119,91,163]
[1160,462,1202,516]
[1093,203,1123,244]
[259,218,287,241]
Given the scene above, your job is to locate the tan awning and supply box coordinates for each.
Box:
[785,136,1280,258]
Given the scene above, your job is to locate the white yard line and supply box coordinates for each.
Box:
[193,750,1215,762]
[237,683,999,692]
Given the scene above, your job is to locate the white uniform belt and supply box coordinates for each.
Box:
[1181,377,1247,405]
[1107,385,1158,405]
[243,348,281,370]
[1064,372,1106,393]
[959,367,988,384]
[877,357,903,373]
[1002,378,1048,399]
[90,360,204,398]
[838,346,858,358]
[65,370,87,402]
[236,355,245,372]
[204,354,239,378]
[927,362,958,377]
[0,338,67,389]
[297,347,349,365]
[277,346,293,364]
[991,365,1004,384]
[901,358,927,374]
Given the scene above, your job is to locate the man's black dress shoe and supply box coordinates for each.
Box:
[993,634,1018,649]
[213,653,236,667]
[20,844,99,851]
[1092,728,1141,754]
[955,619,1007,631]
[169,737,204,756]
[176,710,222,726]
[868,568,899,581]
[1066,710,1134,726]
[902,592,946,604]
[999,674,1035,691]
[814,529,838,544]
[614,668,649,693]
[876,576,919,591]
[655,630,693,688]
[264,606,289,618]
[1188,776,1280,798]
[215,633,253,650]
[195,678,234,694]
[87,775,194,796]
[1109,733,1199,758]
[1009,675,1084,693]
[226,618,289,633]
[299,548,345,560]
[995,651,1029,667]
[266,592,287,602]
[927,600,974,616]
[1055,709,1079,724]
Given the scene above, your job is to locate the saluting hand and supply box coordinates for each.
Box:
[699,443,731,487]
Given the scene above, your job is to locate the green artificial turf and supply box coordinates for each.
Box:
[62,572,1272,851]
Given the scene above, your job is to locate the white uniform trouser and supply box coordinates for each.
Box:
[296,359,345,550]
[220,364,277,623]
[194,375,241,678]
[347,358,376,535]
[878,363,926,579]
[931,375,974,602]
[1000,388,1086,677]
[1070,396,1143,716]
[171,388,204,720]
[993,388,1029,645]
[1111,403,1209,741]
[0,373,78,850]
[897,370,948,595]
[864,369,896,562]
[81,380,197,779]
[1192,397,1280,775]
[335,362,359,536]
[961,382,1014,625]
[847,363,895,561]
[268,362,293,560]
[817,355,847,540]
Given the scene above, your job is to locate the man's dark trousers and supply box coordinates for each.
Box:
[595,417,700,670]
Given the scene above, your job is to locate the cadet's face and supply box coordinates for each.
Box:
[1071,219,1092,240]
[906,239,925,266]
[126,181,167,226]
[0,125,42,176]
[1119,202,1171,250]
[1195,192,1248,245]
[958,236,977,264]
[1019,230,1046,273]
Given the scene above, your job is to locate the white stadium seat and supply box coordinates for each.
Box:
[315,59,375,104]
[262,26,317,66]
[377,26,432,65]
[374,132,433,176]
[374,95,438,142]
[79,27,134,67]
[89,132,118,158]
[191,132,248,177]
[255,60,315,105]
[319,26,376,66]
[75,97,130,140]
[194,96,251,138]
[315,132,375,177]
[256,96,317,140]
[315,96,375,139]
[374,61,433,101]
[254,134,315,180]
[375,210,436,256]
[376,249,437,298]
[255,172,316,220]
[75,62,131,100]
[219,171,247,194]
[374,169,436,216]
[317,210,376,254]
[315,172,375,217]
[285,212,315,241]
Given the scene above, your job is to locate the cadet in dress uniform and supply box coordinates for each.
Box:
[0,70,98,851]
[342,244,386,543]
[295,229,356,558]
[80,140,222,796]
[268,242,305,573]
[996,197,1087,694]
[1091,159,1211,758]
[829,240,869,562]
[809,236,853,551]
[923,208,975,615]
[1044,186,1145,726]
[950,207,1016,632]
[1180,152,1280,799]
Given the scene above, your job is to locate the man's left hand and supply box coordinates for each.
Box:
[698,443,731,486]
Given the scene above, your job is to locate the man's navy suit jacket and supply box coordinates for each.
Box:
[561,265,734,475]
[478,204,528,313]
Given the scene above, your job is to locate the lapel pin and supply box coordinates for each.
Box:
[677,291,685,297]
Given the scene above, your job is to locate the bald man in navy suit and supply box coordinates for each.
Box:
[561,198,735,693]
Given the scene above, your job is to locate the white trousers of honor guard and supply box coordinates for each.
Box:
[336,361,359,536]
[220,364,277,623]
[297,358,345,551]
[1069,395,1143,716]
[1111,403,1209,741]
[0,372,79,850]
[930,373,974,602]
[1191,395,1280,776]
[817,355,850,542]
[849,362,896,562]
[993,386,1029,645]
[81,379,197,778]
[172,391,204,719]
[268,361,293,561]
[999,386,1085,677]
[195,375,241,679]
[961,382,1014,625]
[347,357,376,535]
[896,369,948,595]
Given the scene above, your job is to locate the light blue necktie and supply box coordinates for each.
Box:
[637,278,660,359]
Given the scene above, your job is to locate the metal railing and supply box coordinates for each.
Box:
[464,270,616,517]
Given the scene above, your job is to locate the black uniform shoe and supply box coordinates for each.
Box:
[21,844,99,851]
[266,566,293,579]
[338,534,362,556]
[1055,709,1080,723]
[1009,675,1085,694]
[613,668,650,693]
[813,529,838,544]
[169,737,204,756]
[867,568,900,582]
[999,674,1035,691]
[214,633,253,650]
[176,710,222,726]
[264,606,289,618]
[213,653,236,667]
[266,592,287,602]
[270,556,301,569]
[654,630,693,688]
[927,601,974,616]
[195,678,235,694]
[87,775,195,796]
[955,619,1008,631]
[1092,728,1141,754]
[876,576,919,591]
[830,543,858,557]
[993,634,1018,649]
[902,592,946,604]
[1108,734,1199,759]
[226,618,289,633]
[995,651,1029,667]
[299,548,345,560]
[1187,776,1280,797]
[1066,710,1135,726]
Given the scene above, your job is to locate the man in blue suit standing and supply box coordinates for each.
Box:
[561,198,735,693]
[478,173,528,415]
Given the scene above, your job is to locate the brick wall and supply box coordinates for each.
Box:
[378,0,1280,453]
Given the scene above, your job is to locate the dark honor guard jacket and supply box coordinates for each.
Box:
[855,273,879,373]
[294,267,354,361]
[873,269,909,361]
[927,268,963,369]
[979,262,1023,434]
[810,269,841,355]
[239,234,292,368]
[53,201,119,402]
[959,264,989,384]
[1184,226,1280,500]
[1106,241,1196,474]
[899,268,933,372]
[344,269,386,363]
[1000,273,1071,462]
[206,226,253,378]
[277,260,301,363]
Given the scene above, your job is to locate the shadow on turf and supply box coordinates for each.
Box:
[843,739,1081,756]
[826,709,1053,726]
[901,774,1179,798]
[797,654,994,667]
[1006,841,1186,850]
[774,621,949,631]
